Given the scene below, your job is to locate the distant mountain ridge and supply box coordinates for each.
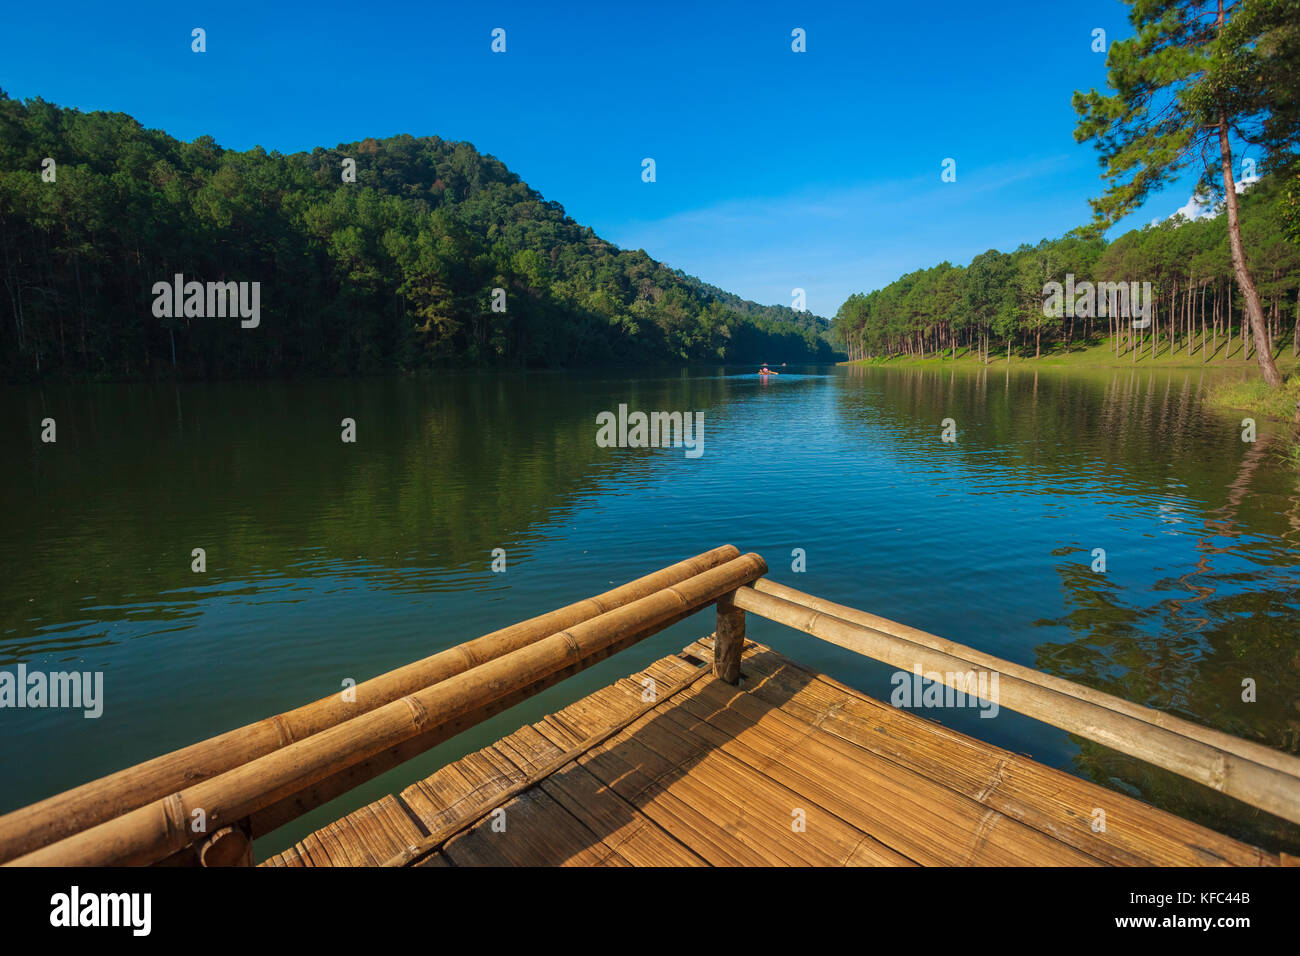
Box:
[675,272,828,330]
[0,91,834,379]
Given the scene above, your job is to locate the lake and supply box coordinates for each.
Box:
[2,363,1298,859]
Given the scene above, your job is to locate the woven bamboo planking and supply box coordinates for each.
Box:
[265,637,1282,868]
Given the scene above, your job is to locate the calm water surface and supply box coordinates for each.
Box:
[3,364,1298,858]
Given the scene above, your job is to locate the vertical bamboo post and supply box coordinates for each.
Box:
[714,592,745,685]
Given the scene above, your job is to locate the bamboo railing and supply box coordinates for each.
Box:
[731,580,1300,827]
[0,547,766,866]
[3,546,1297,866]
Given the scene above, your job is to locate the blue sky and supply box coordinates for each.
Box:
[1,0,1214,317]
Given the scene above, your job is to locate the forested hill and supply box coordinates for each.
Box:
[674,274,828,333]
[0,92,834,380]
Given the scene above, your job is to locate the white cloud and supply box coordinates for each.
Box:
[1163,177,1258,225]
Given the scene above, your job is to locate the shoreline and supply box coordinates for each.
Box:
[840,337,1300,464]
[838,337,1300,375]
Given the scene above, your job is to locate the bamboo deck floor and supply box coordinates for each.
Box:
[263,637,1282,867]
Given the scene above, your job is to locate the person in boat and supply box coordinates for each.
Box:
[758,365,778,375]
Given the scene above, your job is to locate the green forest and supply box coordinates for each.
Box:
[834,0,1300,389]
[832,174,1300,364]
[0,91,834,380]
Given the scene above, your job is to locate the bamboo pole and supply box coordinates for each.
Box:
[751,578,1300,781]
[732,584,1300,826]
[245,602,706,839]
[9,553,767,866]
[0,545,742,864]
[714,592,745,685]
[199,826,252,867]
[155,600,711,864]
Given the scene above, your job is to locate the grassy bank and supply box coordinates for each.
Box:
[840,335,1300,373]
[1208,376,1300,421]
[1207,376,1300,469]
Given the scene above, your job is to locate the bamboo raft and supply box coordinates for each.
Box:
[1,545,1297,867]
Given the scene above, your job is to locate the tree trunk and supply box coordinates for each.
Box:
[1213,282,1219,358]
[1155,292,1161,357]
[1218,118,1281,387]
[1268,277,1277,354]
[1243,277,1252,362]
[1201,280,1207,363]
[1227,281,1233,356]
[1293,287,1299,358]
[1167,278,1175,357]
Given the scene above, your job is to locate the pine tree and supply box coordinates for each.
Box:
[1073,0,1299,388]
